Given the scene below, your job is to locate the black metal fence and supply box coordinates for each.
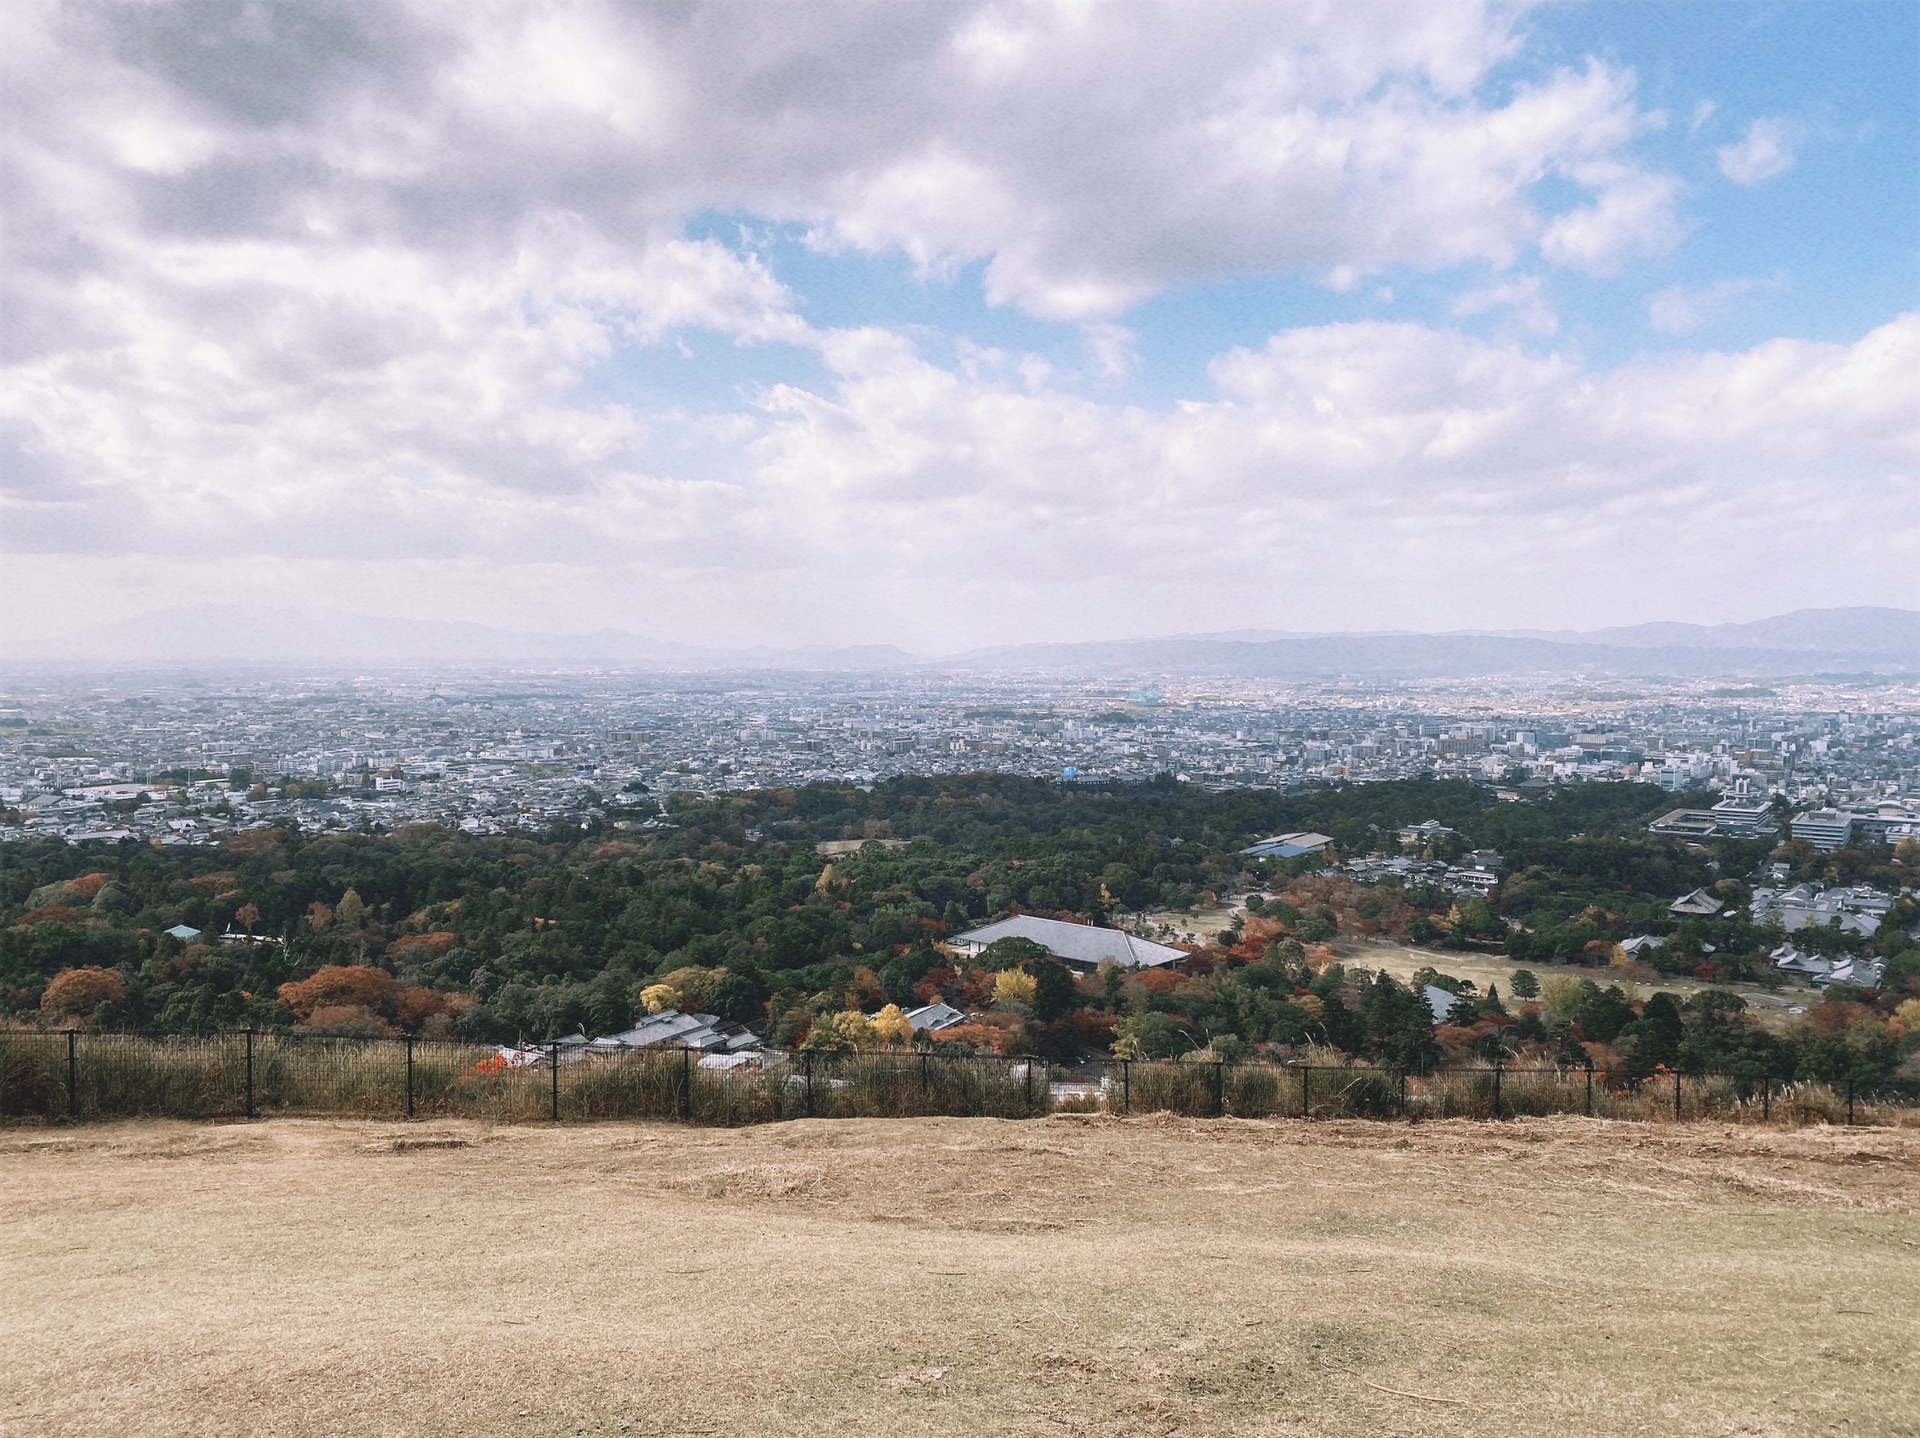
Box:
[1,1030,1911,1128]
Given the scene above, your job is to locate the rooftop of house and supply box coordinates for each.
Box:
[950,914,1185,969]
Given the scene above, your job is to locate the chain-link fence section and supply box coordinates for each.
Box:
[2,1030,1909,1128]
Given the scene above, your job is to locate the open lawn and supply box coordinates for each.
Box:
[3,1115,1916,1437]
[1352,941,1823,1028]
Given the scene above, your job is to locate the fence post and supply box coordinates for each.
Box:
[1584,1059,1594,1118]
[1399,1068,1408,1120]
[246,1028,256,1119]
[1846,1077,1855,1127]
[1762,1074,1770,1121]
[1674,1070,1683,1124]
[66,1029,78,1121]
[1214,1061,1225,1119]
[1025,1060,1033,1114]
[682,1046,693,1122]
[1300,1064,1310,1121]
[804,1051,814,1117]
[405,1033,415,1120]
[1121,1059,1130,1115]
[1492,1057,1502,1121]
[549,1041,559,1122]
[920,1051,929,1097]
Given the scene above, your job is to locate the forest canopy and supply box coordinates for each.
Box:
[4,774,1915,1085]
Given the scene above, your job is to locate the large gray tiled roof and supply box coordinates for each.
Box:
[951,915,1184,968]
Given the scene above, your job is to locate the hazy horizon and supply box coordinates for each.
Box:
[7,601,1920,678]
[3,2,1915,651]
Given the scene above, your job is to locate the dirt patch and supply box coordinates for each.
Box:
[1,1115,1915,1437]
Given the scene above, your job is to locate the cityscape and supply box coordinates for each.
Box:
[5,665,1918,848]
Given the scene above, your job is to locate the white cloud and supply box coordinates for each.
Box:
[1538,169,1682,274]
[1717,117,1799,185]
[7,311,1915,644]
[2,1,1903,645]
[1451,273,1558,334]
[1080,323,1140,382]
[1646,274,1785,334]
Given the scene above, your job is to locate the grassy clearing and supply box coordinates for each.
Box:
[1354,940,1823,1020]
[2,1115,1915,1437]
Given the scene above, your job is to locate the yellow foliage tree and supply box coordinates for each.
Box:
[640,984,683,1014]
[991,969,1037,1007]
[333,888,368,930]
[1540,973,1584,1019]
[654,965,716,1011]
[1891,998,1920,1037]
[799,1009,874,1053]
[870,1003,915,1047]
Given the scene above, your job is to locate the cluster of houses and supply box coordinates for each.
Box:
[1749,882,1892,937]
[1656,879,1902,991]
[1343,851,1504,896]
[497,1007,767,1070]
[1769,948,1886,989]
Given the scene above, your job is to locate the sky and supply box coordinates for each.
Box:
[2,0,1916,654]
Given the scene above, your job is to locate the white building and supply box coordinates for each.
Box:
[1791,808,1855,851]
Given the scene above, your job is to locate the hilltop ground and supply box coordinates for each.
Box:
[3,1115,1915,1438]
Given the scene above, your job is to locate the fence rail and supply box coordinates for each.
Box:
[1,1030,1910,1128]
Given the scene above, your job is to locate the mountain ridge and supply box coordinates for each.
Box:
[3,604,1916,677]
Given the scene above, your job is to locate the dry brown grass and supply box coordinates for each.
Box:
[2,1115,1916,1437]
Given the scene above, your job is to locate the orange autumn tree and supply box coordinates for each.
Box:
[42,966,128,1024]
[276,965,458,1036]
[277,965,398,1034]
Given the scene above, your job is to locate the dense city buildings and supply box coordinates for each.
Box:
[2,666,1917,847]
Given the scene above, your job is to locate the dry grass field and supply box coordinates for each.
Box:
[3,1115,1916,1438]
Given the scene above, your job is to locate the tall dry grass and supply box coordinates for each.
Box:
[3,1030,1913,1128]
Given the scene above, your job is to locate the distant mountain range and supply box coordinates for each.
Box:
[943,608,1920,680]
[0,606,919,672]
[4,604,1917,679]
